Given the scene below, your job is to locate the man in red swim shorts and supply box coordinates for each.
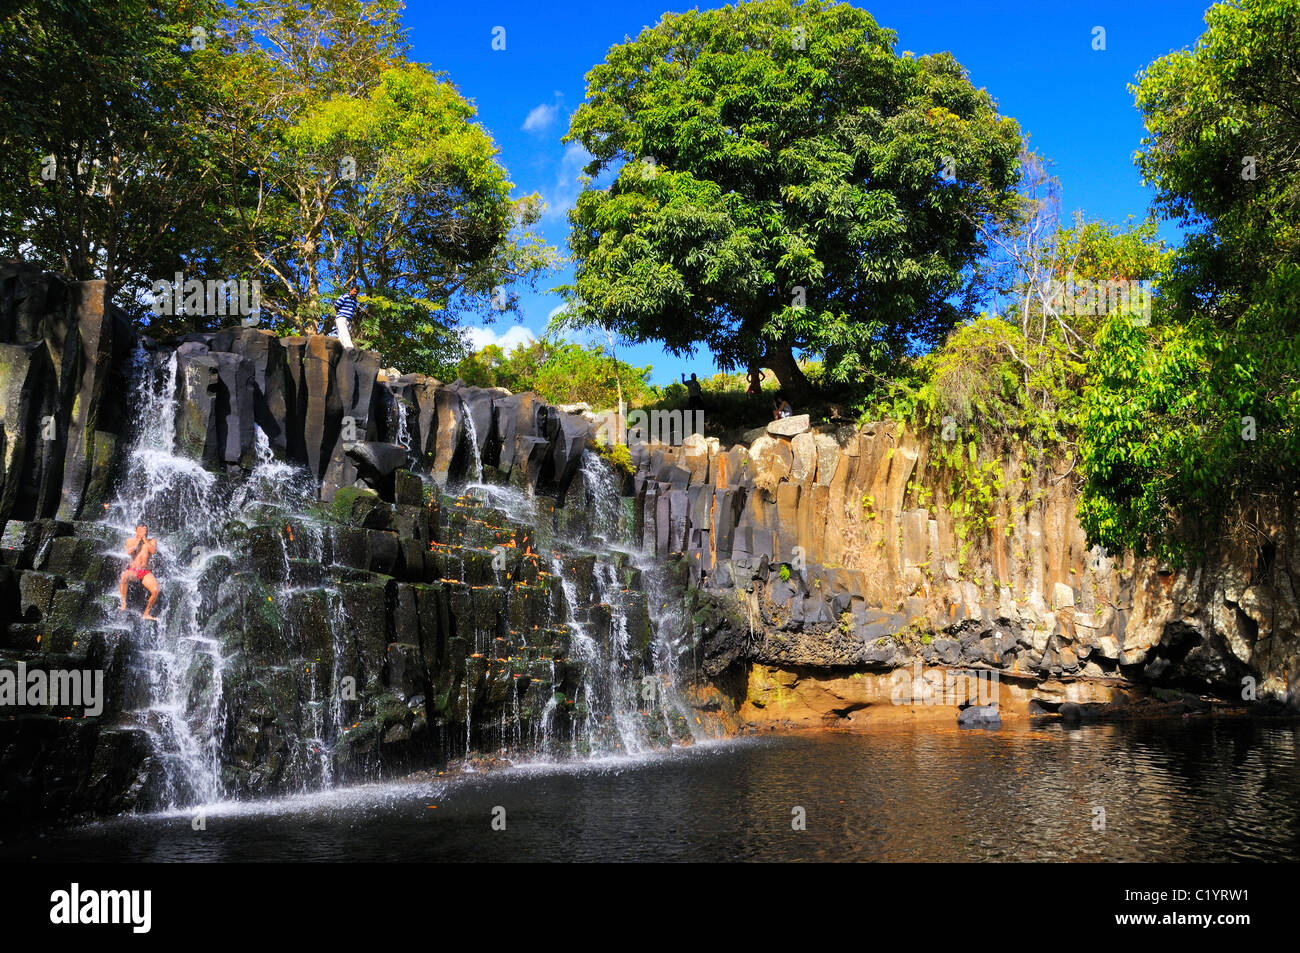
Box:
[119,522,160,620]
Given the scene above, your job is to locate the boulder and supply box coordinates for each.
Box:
[55,280,119,521]
[301,335,343,479]
[213,351,255,469]
[538,407,592,503]
[767,414,810,437]
[217,327,287,456]
[430,389,466,488]
[789,431,816,482]
[748,434,792,492]
[279,335,309,462]
[957,705,1002,728]
[346,441,409,497]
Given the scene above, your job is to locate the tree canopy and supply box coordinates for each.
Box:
[0,0,228,297]
[1078,0,1300,560]
[1,0,553,377]
[559,0,1023,399]
[455,337,655,410]
[200,0,555,369]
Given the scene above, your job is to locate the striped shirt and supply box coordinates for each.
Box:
[334,292,358,322]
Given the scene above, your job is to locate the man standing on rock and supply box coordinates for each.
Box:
[119,522,160,621]
[333,283,360,350]
[682,372,705,413]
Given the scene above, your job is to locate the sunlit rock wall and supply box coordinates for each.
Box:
[628,419,1298,710]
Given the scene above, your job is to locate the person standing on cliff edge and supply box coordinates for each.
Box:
[333,283,360,350]
[682,372,705,413]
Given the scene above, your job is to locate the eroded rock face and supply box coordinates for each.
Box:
[0,264,134,527]
[0,261,599,510]
[0,261,613,836]
[629,423,1300,708]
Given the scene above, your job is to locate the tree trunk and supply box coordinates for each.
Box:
[763,341,812,404]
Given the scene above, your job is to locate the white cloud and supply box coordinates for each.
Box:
[523,102,559,132]
[523,92,564,133]
[462,324,537,353]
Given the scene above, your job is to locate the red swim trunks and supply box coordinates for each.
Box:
[130,567,151,581]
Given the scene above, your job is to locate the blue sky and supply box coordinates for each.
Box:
[406,0,1213,384]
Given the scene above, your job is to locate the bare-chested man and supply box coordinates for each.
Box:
[119,522,160,620]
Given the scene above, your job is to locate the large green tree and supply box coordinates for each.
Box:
[196,0,555,371]
[455,337,655,409]
[0,0,228,303]
[1078,0,1300,560]
[559,0,1022,400]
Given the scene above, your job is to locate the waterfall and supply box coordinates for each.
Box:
[92,355,707,813]
[461,396,484,485]
[104,348,223,806]
[103,346,321,808]
[394,394,413,466]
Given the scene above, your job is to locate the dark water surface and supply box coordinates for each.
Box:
[6,720,1300,862]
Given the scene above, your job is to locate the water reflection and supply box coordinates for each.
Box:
[6,721,1298,862]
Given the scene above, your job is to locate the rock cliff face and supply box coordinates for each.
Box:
[2,259,1296,835]
[626,417,1299,723]
[0,262,137,528]
[0,262,702,836]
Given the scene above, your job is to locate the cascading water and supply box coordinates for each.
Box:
[92,352,707,812]
[102,346,323,807]
[102,348,223,805]
[394,394,414,469]
[460,396,484,484]
[457,450,703,758]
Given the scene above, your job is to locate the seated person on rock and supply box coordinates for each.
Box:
[772,393,793,421]
[119,522,161,620]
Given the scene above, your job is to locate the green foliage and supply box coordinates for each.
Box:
[599,442,635,477]
[198,1,556,363]
[454,337,655,409]
[866,213,1170,559]
[1,0,555,376]
[1079,280,1299,560]
[779,564,792,582]
[352,295,470,380]
[873,317,1078,453]
[0,0,230,298]
[1131,0,1300,320]
[560,0,1022,398]
[1079,0,1300,559]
